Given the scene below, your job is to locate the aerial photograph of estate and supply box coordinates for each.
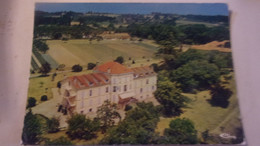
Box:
[22,3,245,145]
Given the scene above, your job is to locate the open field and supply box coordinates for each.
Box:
[176,20,222,27]
[46,39,159,67]
[156,73,242,141]
[192,40,231,52]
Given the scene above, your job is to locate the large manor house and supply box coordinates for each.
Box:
[60,61,157,115]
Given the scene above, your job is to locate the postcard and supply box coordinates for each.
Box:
[21,3,245,145]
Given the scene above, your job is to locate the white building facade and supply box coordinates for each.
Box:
[60,61,157,115]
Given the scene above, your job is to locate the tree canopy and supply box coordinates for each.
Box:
[33,39,49,53]
[154,80,189,116]
[67,114,100,140]
[171,60,220,92]
[114,56,124,64]
[100,102,160,144]
[96,100,121,133]
[22,109,42,145]
[163,118,198,144]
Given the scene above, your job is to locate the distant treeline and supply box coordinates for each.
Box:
[33,11,229,45]
[126,23,229,45]
[179,15,229,24]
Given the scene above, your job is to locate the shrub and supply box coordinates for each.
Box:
[47,117,60,133]
[72,64,83,72]
[27,97,36,108]
[41,95,48,101]
[87,63,96,70]
[114,56,124,64]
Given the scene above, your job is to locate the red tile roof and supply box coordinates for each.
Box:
[95,61,133,74]
[68,73,110,89]
[131,66,155,78]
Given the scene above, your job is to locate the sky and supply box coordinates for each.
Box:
[35,3,229,16]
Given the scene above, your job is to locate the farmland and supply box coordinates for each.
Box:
[46,39,159,68]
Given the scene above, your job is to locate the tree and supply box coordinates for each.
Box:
[114,56,124,64]
[209,84,232,108]
[175,49,205,68]
[87,62,96,70]
[27,97,36,108]
[67,114,100,140]
[100,102,160,144]
[96,100,121,133]
[45,136,73,145]
[22,109,42,145]
[72,64,83,72]
[163,118,198,144]
[40,63,51,75]
[47,116,60,133]
[154,80,189,116]
[171,60,220,92]
[33,39,49,53]
[41,95,48,101]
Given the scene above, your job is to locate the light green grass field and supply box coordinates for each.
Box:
[46,39,159,67]
[156,73,242,141]
[176,20,221,27]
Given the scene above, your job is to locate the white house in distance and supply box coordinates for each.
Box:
[60,61,157,115]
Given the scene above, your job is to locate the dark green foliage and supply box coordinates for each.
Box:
[67,114,100,140]
[124,104,132,111]
[33,39,49,53]
[175,49,206,68]
[114,56,124,64]
[207,51,233,69]
[52,32,62,39]
[45,136,73,145]
[72,64,83,72]
[154,80,189,116]
[57,81,61,88]
[171,60,220,92]
[209,84,232,108]
[41,95,48,101]
[100,102,160,144]
[163,118,198,144]
[96,100,121,133]
[47,117,60,133]
[27,97,36,108]
[22,109,42,145]
[40,63,51,75]
[87,62,96,70]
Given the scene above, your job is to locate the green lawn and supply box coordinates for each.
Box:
[28,69,92,103]
[46,39,159,67]
[156,73,243,142]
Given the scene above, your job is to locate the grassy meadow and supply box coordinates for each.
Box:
[46,39,159,67]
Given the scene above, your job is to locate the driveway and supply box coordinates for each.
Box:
[32,88,69,128]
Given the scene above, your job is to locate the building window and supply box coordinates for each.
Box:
[146,79,149,84]
[140,96,143,98]
[89,108,92,112]
[89,90,92,96]
[106,87,109,93]
[113,86,117,92]
[140,88,143,93]
[152,86,154,90]
[81,111,84,114]
[124,85,127,91]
